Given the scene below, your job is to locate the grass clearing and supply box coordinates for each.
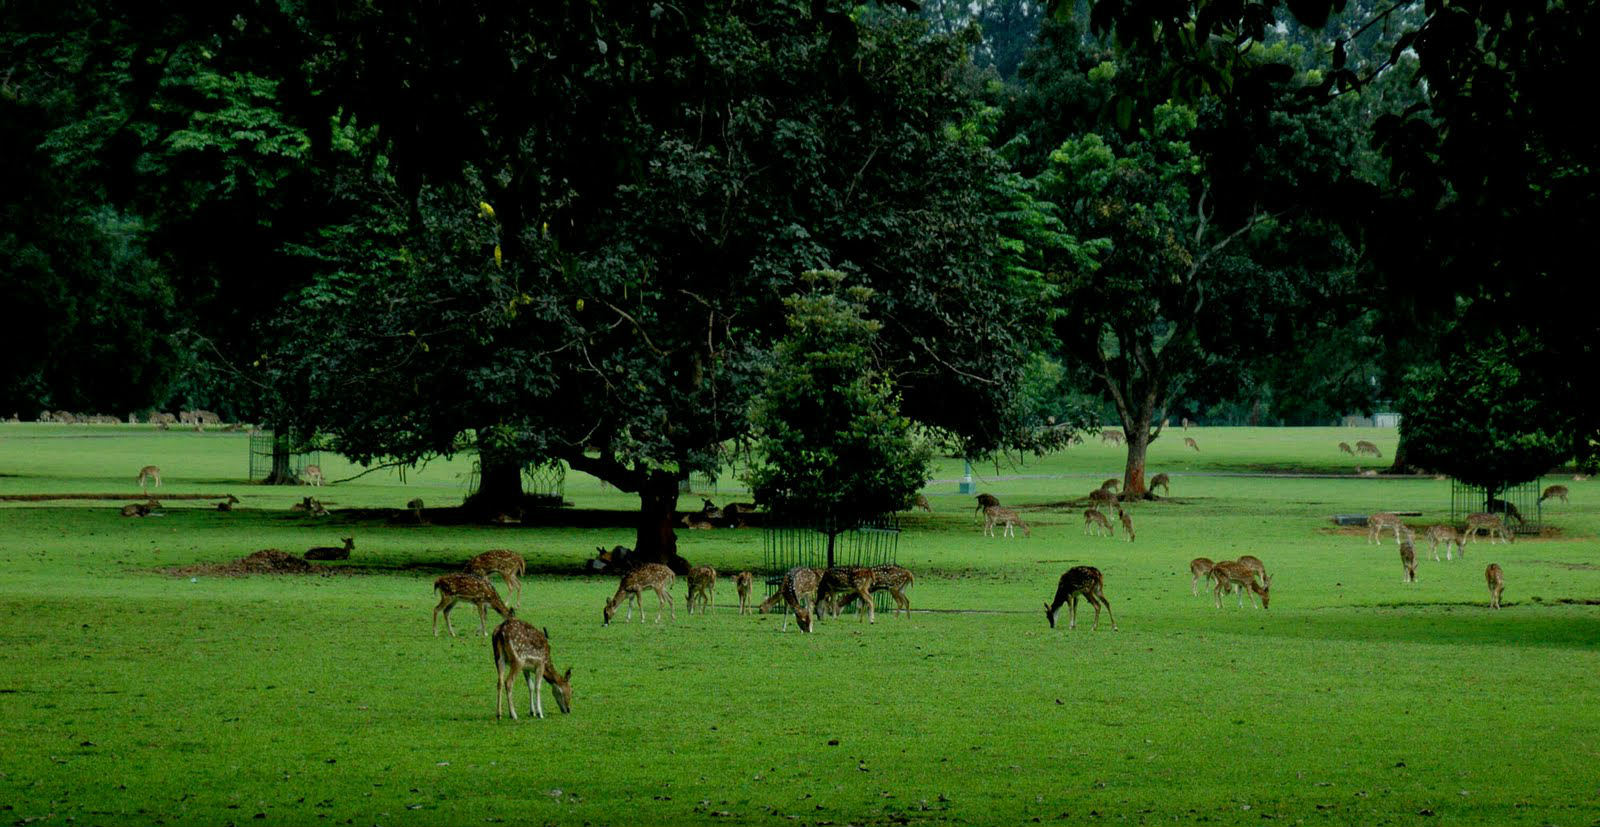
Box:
[2,425,1598,825]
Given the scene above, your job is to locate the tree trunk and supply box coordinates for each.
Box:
[261,429,299,485]
[1123,427,1151,497]
[631,473,690,574]
[1388,436,1422,475]
[464,438,524,516]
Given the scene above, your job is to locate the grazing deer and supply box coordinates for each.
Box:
[1044,566,1116,631]
[432,573,512,637]
[1149,473,1171,496]
[1182,417,1193,430]
[1540,485,1569,504]
[1100,478,1120,492]
[305,537,354,561]
[686,566,717,615]
[1237,555,1267,584]
[838,564,915,617]
[1485,563,1505,609]
[1354,440,1382,457]
[1423,524,1463,561]
[912,494,933,513]
[1463,512,1514,545]
[602,563,676,625]
[1184,437,1200,452]
[779,566,823,633]
[492,618,572,720]
[1083,509,1114,537]
[135,465,161,491]
[1367,512,1405,544]
[1087,487,1118,511]
[1117,508,1135,542]
[734,571,755,614]
[1485,497,1524,525]
[974,493,1001,522]
[1399,541,1418,582]
[301,464,324,486]
[1338,442,1355,456]
[1189,557,1215,596]
[1101,429,1125,446]
[466,549,527,608]
[1211,561,1271,609]
[817,567,877,622]
[983,505,1031,538]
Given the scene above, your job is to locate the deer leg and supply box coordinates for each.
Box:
[528,669,543,719]
[433,596,449,636]
[1067,594,1079,630]
[1087,594,1101,631]
[857,585,875,623]
[496,656,508,720]
[893,588,910,617]
[1099,591,1118,631]
[509,574,522,608]
[442,601,459,637]
[478,603,489,636]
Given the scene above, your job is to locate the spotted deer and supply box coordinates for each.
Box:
[466,549,527,608]
[1184,437,1200,452]
[492,618,572,720]
[1087,487,1118,511]
[816,567,876,623]
[1083,509,1114,537]
[1367,512,1405,545]
[1424,525,1464,561]
[1189,557,1216,595]
[1485,563,1505,609]
[983,505,1031,538]
[1117,508,1135,542]
[602,563,676,625]
[305,537,354,561]
[1395,540,1418,582]
[1101,429,1125,446]
[1044,566,1116,631]
[432,573,512,637]
[1540,485,1569,504]
[1211,561,1270,609]
[974,494,1001,522]
[779,566,823,633]
[1354,440,1382,457]
[1463,512,1514,545]
[1100,478,1120,492]
[734,571,755,614]
[1149,473,1171,496]
[1237,555,1267,584]
[1182,417,1193,430]
[913,494,933,513]
[686,565,717,615]
[301,464,324,486]
[135,465,161,491]
[833,564,915,617]
[1338,442,1355,456]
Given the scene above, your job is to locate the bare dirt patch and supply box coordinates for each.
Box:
[167,549,334,577]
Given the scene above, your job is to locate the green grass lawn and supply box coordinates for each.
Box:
[2,425,1598,826]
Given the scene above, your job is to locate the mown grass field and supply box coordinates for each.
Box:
[2,425,1598,826]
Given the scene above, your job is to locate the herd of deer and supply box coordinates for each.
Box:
[979,474,1172,543]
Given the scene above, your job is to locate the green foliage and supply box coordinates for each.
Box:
[748,272,932,520]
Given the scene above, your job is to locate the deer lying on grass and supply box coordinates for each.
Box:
[1354,440,1382,457]
[983,505,1031,538]
[603,563,676,625]
[1339,442,1355,456]
[1189,558,1215,595]
[1400,541,1418,583]
[1368,512,1405,545]
[833,564,915,617]
[301,464,324,486]
[1084,509,1114,537]
[1423,525,1463,561]
[289,496,329,517]
[816,567,876,622]
[1211,561,1270,609]
[1101,429,1125,445]
[215,494,241,512]
[136,465,161,491]
[1118,508,1135,542]
[1540,485,1569,504]
[1044,566,1116,631]
[466,549,527,608]
[734,571,755,614]
[492,618,571,720]
[1485,563,1505,609]
[686,566,717,615]
[120,500,158,518]
[974,494,1001,522]
[1463,512,1514,545]
[779,566,823,633]
[1149,473,1171,496]
[432,573,512,637]
[305,537,354,561]
[1184,437,1200,452]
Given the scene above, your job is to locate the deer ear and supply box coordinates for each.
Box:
[564,667,573,680]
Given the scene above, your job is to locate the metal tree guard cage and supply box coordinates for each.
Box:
[760,513,901,614]
[679,471,718,497]
[1449,478,1543,534]
[522,461,567,506]
[247,430,321,482]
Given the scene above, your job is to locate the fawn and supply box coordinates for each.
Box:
[734,571,755,614]
[1083,509,1114,537]
[1211,561,1270,609]
[983,505,1031,538]
[1189,557,1215,595]
[466,549,527,608]
[1117,508,1135,542]
[432,573,512,637]
[686,565,717,615]
[1540,485,1569,504]
[1338,442,1354,456]
[816,567,877,622]
[1423,525,1463,561]
[1184,437,1200,452]
[136,465,161,490]
[1101,429,1125,445]
[603,563,677,625]
[302,464,324,486]
[1044,566,1116,631]
[305,537,354,561]
[1485,563,1505,609]
[1354,440,1382,457]
[1400,541,1418,583]
[779,566,823,633]
[1148,473,1171,496]
[492,618,572,720]
[1463,512,1514,545]
[1367,512,1405,545]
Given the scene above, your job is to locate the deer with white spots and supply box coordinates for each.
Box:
[1211,561,1270,609]
[1423,525,1463,561]
[983,505,1031,538]
[1368,512,1406,545]
[492,618,572,720]
[1485,563,1505,609]
[432,573,512,637]
[1044,566,1116,631]
[1083,509,1114,537]
[816,566,877,623]
[734,571,755,614]
[1463,512,1514,545]
[466,549,527,608]
[778,566,823,633]
[686,566,717,615]
[136,465,161,491]
[1189,557,1215,595]
[602,563,677,625]
[1400,541,1418,583]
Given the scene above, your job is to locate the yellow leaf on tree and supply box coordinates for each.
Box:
[478,201,496,220]
[494,245,503,268]
[575,298,585,312]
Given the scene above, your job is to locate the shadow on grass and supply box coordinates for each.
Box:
[1256,603,1600,651]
